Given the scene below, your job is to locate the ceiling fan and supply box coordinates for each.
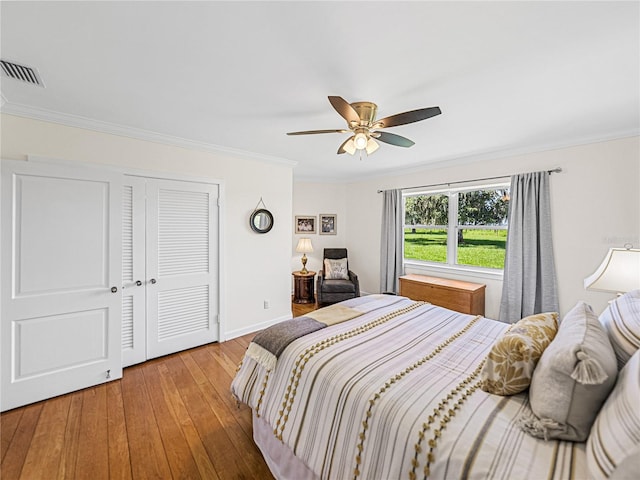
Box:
[287,96,441,155]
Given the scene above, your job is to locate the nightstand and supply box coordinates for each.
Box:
[292,271,316,304]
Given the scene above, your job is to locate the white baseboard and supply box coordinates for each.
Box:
[223,293,379,342]
[223,313,292,341]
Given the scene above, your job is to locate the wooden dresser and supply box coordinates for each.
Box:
[399,274,486,315]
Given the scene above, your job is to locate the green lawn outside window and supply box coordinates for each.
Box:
[404,228,507,269]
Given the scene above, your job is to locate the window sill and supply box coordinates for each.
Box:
[403,260,504,282]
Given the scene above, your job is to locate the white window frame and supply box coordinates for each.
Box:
[402,182,509,280]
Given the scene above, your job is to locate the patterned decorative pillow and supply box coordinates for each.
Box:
[599,289,640,370]
[586,350,640,480]
[324,258,349,280]
[520,301,618,442]
[480,312,558,395]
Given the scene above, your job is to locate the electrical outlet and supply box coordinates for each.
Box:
[263,300,270,309]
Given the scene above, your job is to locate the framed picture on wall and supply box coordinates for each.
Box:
[319,214,337,235]
[295,215,316,234]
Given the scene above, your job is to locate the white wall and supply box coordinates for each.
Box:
[1,114,294,339]
[344,136,640,319]
[291,182,348,288]
[293,136,639,320]
[7,114,636,341]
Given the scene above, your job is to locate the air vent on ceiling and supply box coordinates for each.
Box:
[0,59,44,87]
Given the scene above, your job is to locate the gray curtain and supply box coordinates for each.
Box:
[380,189,404,293]
[499,171,559,323]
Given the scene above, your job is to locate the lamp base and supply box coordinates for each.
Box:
[300,254,308,274]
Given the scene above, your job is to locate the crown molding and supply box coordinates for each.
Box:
[1,101,298,168]
[3,101,635,184]
[324,128,640,184]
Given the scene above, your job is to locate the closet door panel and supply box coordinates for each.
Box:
[1,160,122,411]
[121,177,147,367]
[145,179,219,359]
[12,175,108,294]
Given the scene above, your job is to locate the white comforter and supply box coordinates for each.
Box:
[232,295,586,480]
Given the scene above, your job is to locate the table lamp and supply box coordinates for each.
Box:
[296,238,313,274]
[584,245,640,295]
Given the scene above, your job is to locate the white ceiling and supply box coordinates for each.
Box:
[1,1,638,181]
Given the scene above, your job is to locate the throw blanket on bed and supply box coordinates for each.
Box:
[242,295,414,373]
[232,295,414,407]
[231,295,587,479]
[246,301,375,371]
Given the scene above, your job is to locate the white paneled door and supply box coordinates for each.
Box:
[1,160,122,411]
[122,176,219,365]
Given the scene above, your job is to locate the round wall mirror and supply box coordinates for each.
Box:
[250,208,274,234]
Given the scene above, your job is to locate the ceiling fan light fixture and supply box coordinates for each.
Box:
[342,137,356,155]
[366,138,379,155]
[287,96,441,157]
[354,132,368,150]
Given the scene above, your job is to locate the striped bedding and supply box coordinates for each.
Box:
[232,295,586,479]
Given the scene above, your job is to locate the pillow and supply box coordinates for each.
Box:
[519,301,618,442]
[599,289,640,370]
[586,350,640,480]
[610,446,640,480]
[324,258,349,280]
[480,312,558,395]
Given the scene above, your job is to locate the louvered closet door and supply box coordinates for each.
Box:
[121,177,147,367]
[145,179,219,359]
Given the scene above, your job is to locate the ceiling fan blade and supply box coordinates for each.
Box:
[287,129,348,135]
[365,138,379,155]
[337,136,356,155]
[328,96,360,125]
[375,106,441,129]
[376,131,415,148]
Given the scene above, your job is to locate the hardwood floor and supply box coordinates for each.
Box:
[291,297,319,318]
[1,300,319,480]
[1,335,266,480]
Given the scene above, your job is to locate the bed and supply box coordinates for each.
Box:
[231,293,640,480]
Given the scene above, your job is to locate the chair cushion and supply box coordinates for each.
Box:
[324,258,349,280]
[321,279,356,294]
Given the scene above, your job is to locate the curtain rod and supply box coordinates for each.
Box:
[377,167,562,193]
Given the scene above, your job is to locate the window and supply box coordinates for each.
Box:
[403,184,510,271]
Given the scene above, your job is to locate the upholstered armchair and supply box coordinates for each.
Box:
[316,248,360,306]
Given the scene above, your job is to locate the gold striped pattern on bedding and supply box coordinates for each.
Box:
[234,296,588,479]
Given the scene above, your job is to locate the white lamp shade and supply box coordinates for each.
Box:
[584,247,640,293]
[296,238,313,254]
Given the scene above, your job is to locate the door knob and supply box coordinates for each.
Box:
[136,280,142,286]
[111,286,118,293]
[150,278,157,284]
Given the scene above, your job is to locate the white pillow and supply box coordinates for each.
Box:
[599,289,640,370]
[586,350,640,479]
[520,302,617,441]
[324,258,349,280]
